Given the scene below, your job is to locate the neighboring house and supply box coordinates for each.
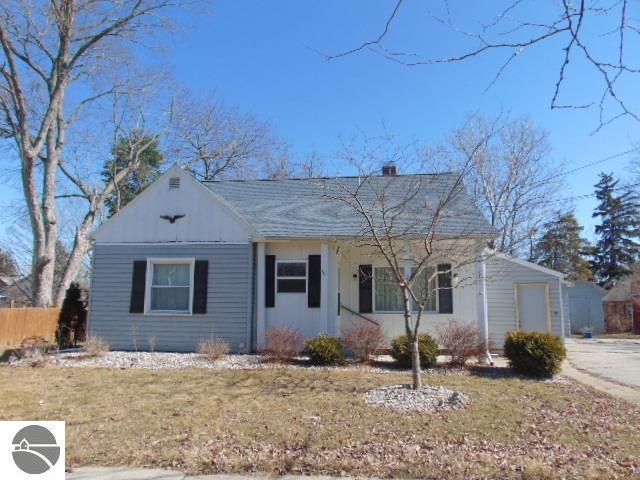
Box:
[603,272,640,333]
[88,166,569,352]
[566,281,606,334]
[0,276,12,289]
[0,276,32,307]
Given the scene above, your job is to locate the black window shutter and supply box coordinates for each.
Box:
[308,254,321,308]
[359,264,373,313]
[438,263,453,314]
[265,255,275,308]
[193,260,209,314]
[129,261,147,313]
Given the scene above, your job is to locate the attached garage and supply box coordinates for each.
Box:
[485,253,569,348]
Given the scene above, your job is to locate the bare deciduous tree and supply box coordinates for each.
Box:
[171,92,280,181]
[422,114,561,257]
[264,145,328,179]
[327,1,640,129]
[0,0,186,306]
[56,89,169,305]
[324,139,491,389]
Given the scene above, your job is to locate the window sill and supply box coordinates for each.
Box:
[143,311,193,317]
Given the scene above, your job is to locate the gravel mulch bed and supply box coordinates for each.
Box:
[46,351,474,374]
[364,384,470,413]
[52,351,264,370]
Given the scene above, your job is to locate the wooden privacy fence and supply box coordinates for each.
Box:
[0,308,60,346]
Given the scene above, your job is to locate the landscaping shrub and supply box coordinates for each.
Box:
[198,337,230,360]
[390,333,438,369]
[504,331,566,377]
[305,334,346,365]
[340,321,386,362]
[84,336,110,358]
[264,326,304,362]
[17,337,51,367]
[436,319,488,367]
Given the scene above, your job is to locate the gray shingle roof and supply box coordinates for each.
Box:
[204,173,496,239]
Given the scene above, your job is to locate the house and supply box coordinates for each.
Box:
[566,281,606,334]
[603,271,640,333]
[88,166,569,353]
[0,276,32,307]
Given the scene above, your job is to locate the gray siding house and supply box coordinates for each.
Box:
[89,166,569,353]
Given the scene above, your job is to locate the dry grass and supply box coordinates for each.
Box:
[0,366,638,479]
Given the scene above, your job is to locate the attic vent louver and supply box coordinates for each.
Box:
[169,177,180,189]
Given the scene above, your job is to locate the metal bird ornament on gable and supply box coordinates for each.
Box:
[160,214,186,224]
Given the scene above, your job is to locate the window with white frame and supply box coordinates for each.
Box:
[147,260,194,313]
[276,261,307,293]
[374,266,437,312]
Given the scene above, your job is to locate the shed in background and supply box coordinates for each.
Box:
[566,281,605,334]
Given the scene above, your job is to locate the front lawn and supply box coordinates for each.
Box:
[0,366,638,479]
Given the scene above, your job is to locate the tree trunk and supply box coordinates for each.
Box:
[53,208,96,306]
[402,287,422,390]
[410,333,422,390]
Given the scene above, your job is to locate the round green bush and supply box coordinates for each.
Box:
[390,333,438,369]
[305,334,346,366]
[504,331,566,377]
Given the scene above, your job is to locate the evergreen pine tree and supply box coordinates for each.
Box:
[101,131,164,217]
[531,211,593,280]
[591,173,640,288]
[0,248,18,277]
[56,282,88,349]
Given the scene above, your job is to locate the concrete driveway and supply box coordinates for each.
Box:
[565,338,640,389]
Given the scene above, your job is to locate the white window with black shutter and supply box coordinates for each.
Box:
[146,259,194,314]
[129,258,209,315]
[363,263,453,314]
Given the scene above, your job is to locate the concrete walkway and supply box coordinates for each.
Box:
[563,338,640,406]
[67,467,345,480]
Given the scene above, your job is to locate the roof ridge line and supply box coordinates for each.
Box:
[201,171,459,184]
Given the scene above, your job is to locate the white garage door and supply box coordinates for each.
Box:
[516,284,550,332]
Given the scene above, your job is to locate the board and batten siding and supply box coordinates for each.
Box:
[94,166,253,244]
[485,255,564,347]
[89,243,252,352]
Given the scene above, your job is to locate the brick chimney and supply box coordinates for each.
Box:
[382,163,397,176]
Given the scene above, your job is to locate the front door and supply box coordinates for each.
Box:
[517,284,550,332]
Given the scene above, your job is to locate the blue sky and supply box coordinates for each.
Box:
[1,0,638,244]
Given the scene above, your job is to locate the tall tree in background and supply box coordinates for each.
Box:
[423,114,560,257]
[0,0,184,306]
[591,173,640,288]
[0,248,18,277]
[531,212,592,281]
[102,132,164,217]
[171,93,280,181]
